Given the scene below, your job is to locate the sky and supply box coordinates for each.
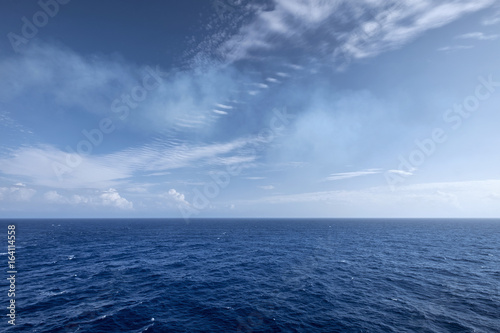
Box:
[1,0,500,218]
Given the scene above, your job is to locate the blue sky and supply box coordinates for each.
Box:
[1,0,500,218]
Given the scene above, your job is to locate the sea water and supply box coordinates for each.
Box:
[1,219,499,332]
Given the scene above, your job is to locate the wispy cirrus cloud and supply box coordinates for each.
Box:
[437,44,474,52]
[0,136,257,189]
[326,169,381,181]
[213,0,495,68]
[455,31,499,40]
[0,43,258,139]
[437,31,498,52]
[481,7,500,25]
[386,169,414,177]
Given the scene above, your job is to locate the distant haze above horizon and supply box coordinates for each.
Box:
[1,0,500,218]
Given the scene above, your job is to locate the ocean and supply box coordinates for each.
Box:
[1,219,499,332]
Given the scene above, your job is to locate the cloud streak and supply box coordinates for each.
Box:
[326,169,381,181]
[213,0,495,68]
[0,136,258,189]
[455,32,499,40]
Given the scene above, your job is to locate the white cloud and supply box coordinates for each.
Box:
[276,72,290,78]
[326,169,381,181]
[250,179,500,216]
[455,32,499,40]
[43,191,65,203]
[167,189,190,206]
[0,43,253,137]
[100,188,133,210]
[255,83,269,89]
[215,103,233,109]
[213,109,229,115]
[0,137,257,189]
[482,9,500,25]
[0,43,137,116]
[125,186,150,193]
[387,169,415,177]
[0,186,36,202]
[0,145,132,189]
[259,185,275,190]
[437,45,474,52]
[214,0,495,68]
[44,188,132,210]
[337,0,495,63]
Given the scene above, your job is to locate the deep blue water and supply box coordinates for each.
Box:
[1,219,499,332]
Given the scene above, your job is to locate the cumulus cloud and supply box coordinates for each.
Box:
[0,185,36,202]
[43,188,133,210]
[100,188,133,210]
[43,191,65,203]
[167,189,190,206]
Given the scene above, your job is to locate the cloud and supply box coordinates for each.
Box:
[247,179,500,216]
[215,103,233,109]
[214,0,495,68]
[326,169,381,181]
[0,185,36,202]
[100,188,133,210]
[482,8,500,25]
[0,145,132,189]
[437,45,474,52]
[44,190,90,205]
[455,32,499,40]
[0,136,257,189]
[258,185,275,190]
[336,0,495,64]
[0,43,137,117]
[213,110,229,115]
[386,169,414,177]
[44,188,133,210]
[0,43,258,137]
[167,189,190,206]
